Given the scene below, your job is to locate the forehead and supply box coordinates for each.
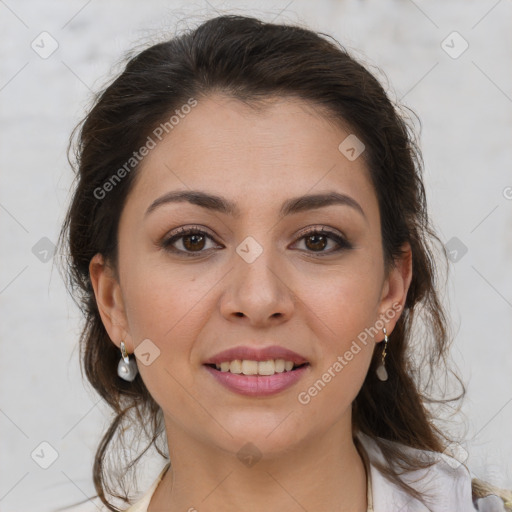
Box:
[128,93,377,217]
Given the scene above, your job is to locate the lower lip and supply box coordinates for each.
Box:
[203,364,310,396]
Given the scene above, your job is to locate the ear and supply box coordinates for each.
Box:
[377,242,412,340]
[89,253,133,352]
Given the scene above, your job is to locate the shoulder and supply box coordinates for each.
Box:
[357,433,509,512]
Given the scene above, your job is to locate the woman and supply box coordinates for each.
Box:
[59,14,511,512]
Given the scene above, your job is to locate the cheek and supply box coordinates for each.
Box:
[121,256,219,339]
[299,259,382,336]
[119,273,203,413]
[293,265,381,401]
[118,258,224,397]
[295,298,376,425]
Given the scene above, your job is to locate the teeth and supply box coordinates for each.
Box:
[213,359,301,376]
[220,361,231,372]
[242,360,258,375]
[229,360,242,374]
[274,359,285,373]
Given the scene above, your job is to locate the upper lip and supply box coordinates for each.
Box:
[203,345,309,365]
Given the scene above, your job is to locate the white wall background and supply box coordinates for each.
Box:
[1,0,511,510]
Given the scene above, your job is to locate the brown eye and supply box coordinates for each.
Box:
[304,234,328,252]
[294,228,352,255]
[161,226,221,256]
[182,233,206,251]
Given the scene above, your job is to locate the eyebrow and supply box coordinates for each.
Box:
[145,190,366,220]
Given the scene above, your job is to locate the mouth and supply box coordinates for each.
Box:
[203,361,311,396]
[202,345,311,395]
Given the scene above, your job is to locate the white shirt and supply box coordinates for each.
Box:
[359,433,506,511]
[123,433,507,512]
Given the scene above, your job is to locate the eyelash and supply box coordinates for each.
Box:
[161,225,352,258]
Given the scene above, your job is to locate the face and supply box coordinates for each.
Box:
[91,93,410,459]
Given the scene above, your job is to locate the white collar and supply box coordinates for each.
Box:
[357,432,477,512]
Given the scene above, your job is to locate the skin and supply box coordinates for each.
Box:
[90,93,412,512]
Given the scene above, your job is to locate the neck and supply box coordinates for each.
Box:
[149,417,368,512]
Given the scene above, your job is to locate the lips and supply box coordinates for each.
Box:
[203,345,309,366]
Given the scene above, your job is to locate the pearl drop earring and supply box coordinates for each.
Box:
[117,341,139,382]
[376,327,389,382]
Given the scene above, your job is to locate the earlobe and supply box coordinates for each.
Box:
[378,243,413,335]
[89,253,130,349]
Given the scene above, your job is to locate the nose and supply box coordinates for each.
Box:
[219,244,295,327]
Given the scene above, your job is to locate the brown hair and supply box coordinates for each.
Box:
[59,14,467,510]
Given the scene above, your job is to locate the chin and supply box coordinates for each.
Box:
[211,416,308,458]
